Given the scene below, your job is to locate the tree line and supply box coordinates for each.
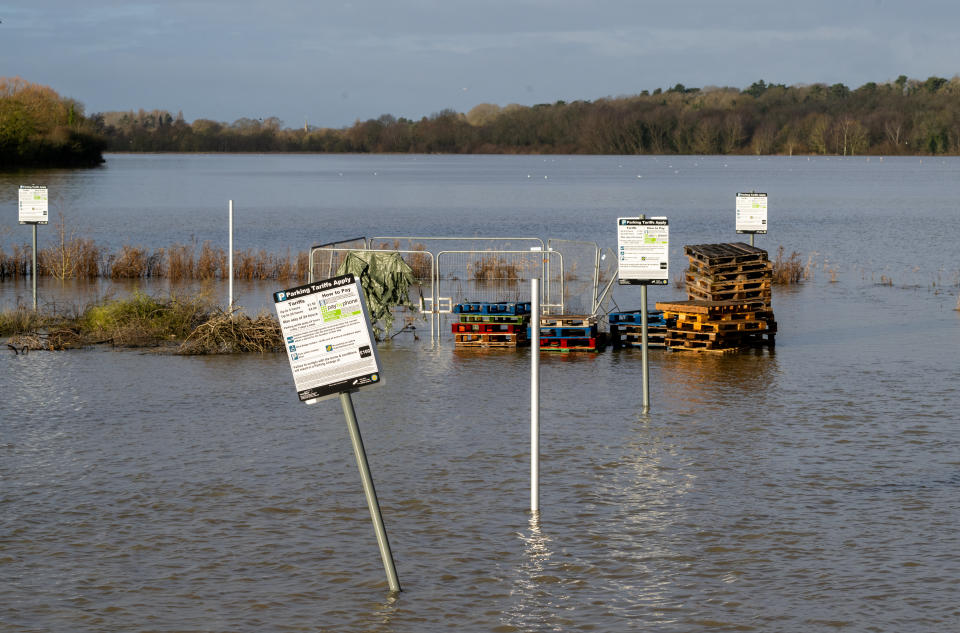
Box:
[92,76,960,156]
[0,78,106,168]
[5,75,960,165]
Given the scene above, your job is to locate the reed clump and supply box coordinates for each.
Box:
[2,293,287,353]
[0,305,48,336]
[81,291,214,347]
[407,245,431,279]
[177,310,283,354]
[36,214,103,279]
[771,246,805,284]
[0,245,31,278]
[469,255,522,282]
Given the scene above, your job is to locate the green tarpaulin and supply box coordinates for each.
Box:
[337,251,417,338]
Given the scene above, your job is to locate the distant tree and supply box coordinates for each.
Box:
[745,80,768,98]
[923,76,947,93]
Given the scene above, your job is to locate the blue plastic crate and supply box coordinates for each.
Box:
[608,310,665,326]
[454,301,531,315]
[529,324,598,339]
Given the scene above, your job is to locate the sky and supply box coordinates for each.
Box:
[2,0,958,129]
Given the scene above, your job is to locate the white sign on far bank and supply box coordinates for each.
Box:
[617,217,669,285]
[736,192,767,234]
[273,273,382,404]
[19,185,48,224]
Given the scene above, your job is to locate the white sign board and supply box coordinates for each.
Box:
[273,273,382,403]
[617,217,669,285]
[736,192,767,234]
[19,185,49,224]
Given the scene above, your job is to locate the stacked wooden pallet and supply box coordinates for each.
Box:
[452,302,531,347]
[655,242,778,353]
[656,299,775,353]
[608,310,672,349]
[533,314,600,351]
[684,242,773,307]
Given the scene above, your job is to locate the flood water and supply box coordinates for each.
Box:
[2,154,960,632]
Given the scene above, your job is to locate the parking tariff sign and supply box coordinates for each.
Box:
[273,273,382,404]
[617,217,669,285]
[19,185,48,224]
[736,192,767,234]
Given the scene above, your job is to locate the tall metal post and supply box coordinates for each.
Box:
[228,200,234,313]
[640,285,650,413]
[31,224,38,311]
[639,214,651,413]
[340,391,401,593]
[749,233,755,247]
[530,278,540,516]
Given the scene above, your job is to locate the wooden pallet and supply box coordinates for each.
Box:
[685,271,772,293]
[665,328,775,351]
[684,243,768,267]
[458,314,528,324]
[452,322,526,334]
[672,319,767,334]
[686,284,771,304]
[454,332,528,347]
[612,332,667,348]
[538,325,598,338]
[539,336,599,351]
[539,314,597,327]
[656,299,767,318]
[688,259,773,277]
[686,265,771,282]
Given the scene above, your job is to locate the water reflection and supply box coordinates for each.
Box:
[501,515,571,632]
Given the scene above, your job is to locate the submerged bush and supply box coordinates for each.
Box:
[1,292,284,353]
[771,246,806,284]
[177,310,283,354]
[81,291,213,346]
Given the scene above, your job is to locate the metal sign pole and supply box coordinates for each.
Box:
[641,284,650,413]
[340,391,401,593]
[228,200,234,313]
[31,224,38,311]
[530,278,540,516]
[638,214,651,413]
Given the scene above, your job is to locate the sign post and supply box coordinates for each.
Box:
[736,192,767,247]
[273,273,400,593]
[530,278,540,517]
[228,200,234,314]
[617,216,669,413]
[19,185,49,311]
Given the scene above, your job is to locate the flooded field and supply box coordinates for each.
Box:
[2,154,959,631]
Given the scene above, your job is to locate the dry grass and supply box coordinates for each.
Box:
[2,293,286,353]
[469,255,522,282]
[407,245,432,280]
[771,246,805,284]
[81,291,213,347]
[2,215,313,284]
[37,214,103,279]
[177,310,283,354]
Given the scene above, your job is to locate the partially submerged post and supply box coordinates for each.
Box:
[18,185,48,311]
[228,200,234,313]
[530,278,540,516]
[274,273,400,593]
[616,214,670,413]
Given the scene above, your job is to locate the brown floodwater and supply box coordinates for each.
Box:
[2,154,960,631]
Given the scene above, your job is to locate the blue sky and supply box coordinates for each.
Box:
[1,1,957,128]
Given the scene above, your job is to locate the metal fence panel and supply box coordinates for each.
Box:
[308,246,435,339]
[436,250,564,313]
